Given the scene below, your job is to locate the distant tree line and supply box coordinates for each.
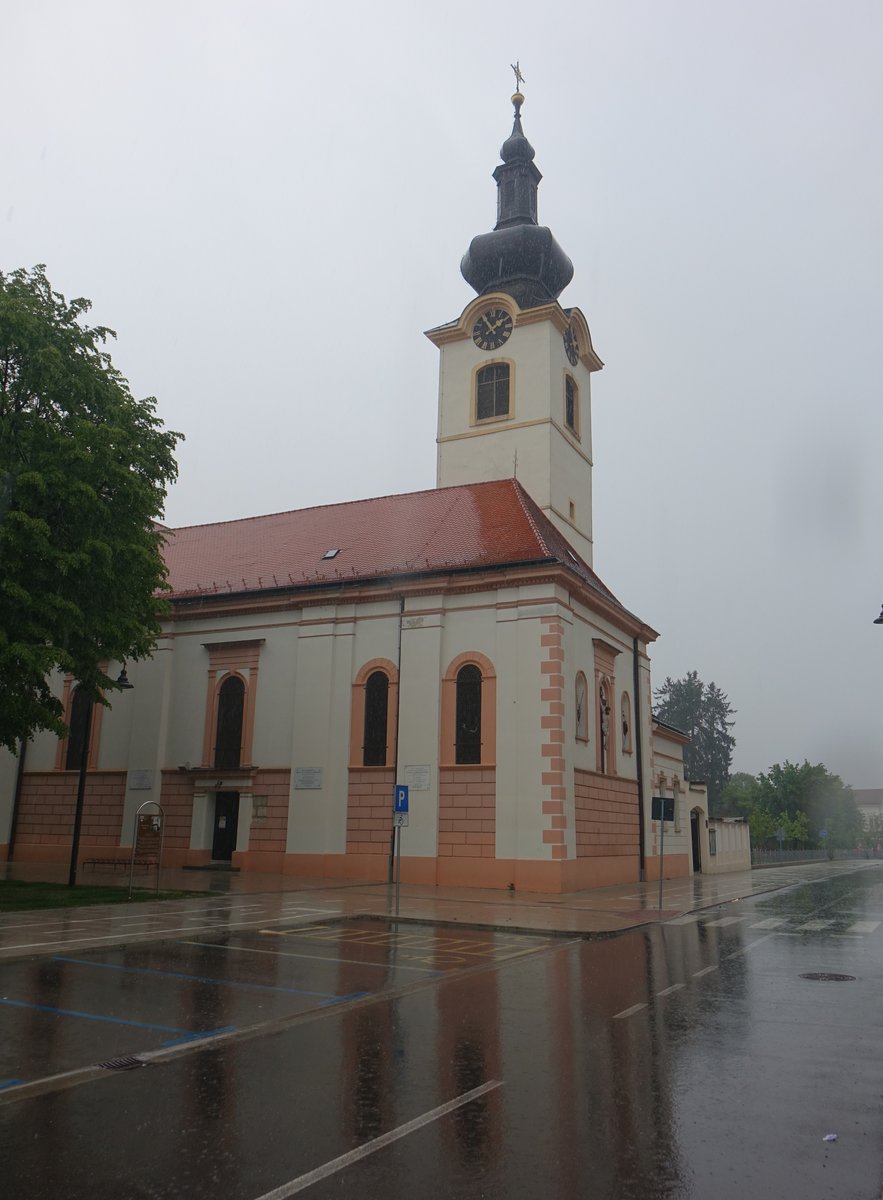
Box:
[719,761,865,852]
[653,672,866,851]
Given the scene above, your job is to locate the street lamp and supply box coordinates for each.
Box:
[67,666,134,887]
[874,604,883,626]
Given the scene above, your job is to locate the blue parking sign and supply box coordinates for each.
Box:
[394,785,409,814]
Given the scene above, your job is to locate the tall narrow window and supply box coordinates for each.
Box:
[215,675,245,770]
[65,686,92,770]
[575,672,589,741]
[475,363,510,421]
[565,374,579,434]
[455,665,482,764]
[598,681,611,774]
[621,692,633,754]
[363,671,389,766]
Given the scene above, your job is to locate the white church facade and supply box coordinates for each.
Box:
[0,90,732,892]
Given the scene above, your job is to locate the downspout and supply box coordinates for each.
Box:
[6,738,27,862]
[633,636,646,882]
[388,595,405,883]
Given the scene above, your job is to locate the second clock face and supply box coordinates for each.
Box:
[472,308,513,351]
[563,325,580,365]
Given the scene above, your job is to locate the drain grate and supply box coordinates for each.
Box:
[800,972,856,982]
[97,1055,146,1071]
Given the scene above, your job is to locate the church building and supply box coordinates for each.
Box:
[1,90,740,891]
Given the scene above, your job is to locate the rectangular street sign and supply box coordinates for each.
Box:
[394,785,409,814]
[393,812,409,827]
[651,796,674,822]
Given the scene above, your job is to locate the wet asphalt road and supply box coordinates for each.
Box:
[2,865,883,1199]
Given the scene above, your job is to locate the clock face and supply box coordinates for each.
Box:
[563,325,580,366]
[472,308,513,351]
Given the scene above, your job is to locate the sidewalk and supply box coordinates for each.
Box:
[2,858,878,959]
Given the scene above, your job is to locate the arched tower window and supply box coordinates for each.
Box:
[363,671,390,766]
[455,665,482,764]
[475,363,510,421]
[214,675,245,770]
[65,686,92,770]
[575,672,589,742]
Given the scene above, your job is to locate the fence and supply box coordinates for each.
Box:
[751,847,883,867]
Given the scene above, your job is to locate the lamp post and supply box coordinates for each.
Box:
[67,667,134,887]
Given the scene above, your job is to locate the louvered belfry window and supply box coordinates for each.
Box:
[363,671,389,766]
[455,664,482,764]
[215,675,245,770]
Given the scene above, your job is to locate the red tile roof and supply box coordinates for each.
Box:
[162,479,632,616]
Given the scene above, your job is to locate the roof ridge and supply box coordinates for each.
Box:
[167,479,514,534]
[510,479,552,558]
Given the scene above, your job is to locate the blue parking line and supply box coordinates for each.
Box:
[53,955,364,1002]
[0,998,232,1046]
[0,1078,24,1090]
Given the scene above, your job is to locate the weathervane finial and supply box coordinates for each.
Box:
[510,61,525,93]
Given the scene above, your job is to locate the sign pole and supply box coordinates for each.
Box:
[658,803,666,911]
[392,784,409,919]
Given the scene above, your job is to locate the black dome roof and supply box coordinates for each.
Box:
[460,93,573,309]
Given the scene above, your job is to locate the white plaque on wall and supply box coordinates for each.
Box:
[404,764,431,791]
[127,769,154,791]
[295,767,323,790]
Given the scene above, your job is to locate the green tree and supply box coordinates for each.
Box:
[753,761,862,850]
[653,670,736,811]
[0,266,180,750]
[719,770,759,817]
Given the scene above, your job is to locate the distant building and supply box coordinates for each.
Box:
[854,789,883,827]
[0,90,737,891]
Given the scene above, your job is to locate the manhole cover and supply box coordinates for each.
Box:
[97,1055,146,1071]
[799,972,856,982]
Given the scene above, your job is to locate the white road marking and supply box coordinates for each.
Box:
[665,915,701,926]
[251,1080,503,1199]
[750,918,787,929]
[613,1003,647,1020]
[655,983,684,997]
[692,965,718,978]
[181,940,441,973]
[845,921,880,935]
[704,916,744,927]
[797,920,835,931]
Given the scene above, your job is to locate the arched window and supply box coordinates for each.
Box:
[65,686,93,770]
[565,374,579,435]
[214,675,245,770]
[575,672,589,741]
[475,363,510,421]
[455,665,482,764]
[363,671,390,766]
[621,692,633,754]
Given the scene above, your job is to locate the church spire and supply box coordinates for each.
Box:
[460,86,574,309]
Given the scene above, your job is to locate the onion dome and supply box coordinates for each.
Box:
[460,92,573,309]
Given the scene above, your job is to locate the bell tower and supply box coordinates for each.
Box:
[426,88,602,567]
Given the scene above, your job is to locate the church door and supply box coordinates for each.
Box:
[690,811,701,873]
[212,792,240,862]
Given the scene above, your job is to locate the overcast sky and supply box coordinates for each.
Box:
[6,1,883,787]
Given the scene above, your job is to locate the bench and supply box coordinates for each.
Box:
[83,856,158,873]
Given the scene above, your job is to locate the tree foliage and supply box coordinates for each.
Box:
[724,760,862,851]
[653,670,736,811]
[0,266,180,750]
